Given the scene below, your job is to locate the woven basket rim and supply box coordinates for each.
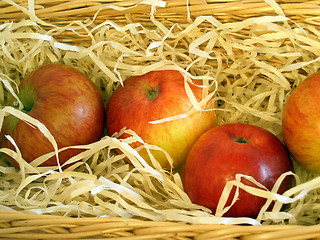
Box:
[1,1,320,239]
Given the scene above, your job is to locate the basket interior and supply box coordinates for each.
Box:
[0,0,320,231]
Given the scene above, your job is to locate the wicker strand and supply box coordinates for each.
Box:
[1,210,320,240]
[1,0,320,239]
[1,0,320,24]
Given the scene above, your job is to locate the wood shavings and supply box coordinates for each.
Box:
[0,0,320,226]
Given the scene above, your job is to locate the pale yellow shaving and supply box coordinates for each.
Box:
[0,0,320,227]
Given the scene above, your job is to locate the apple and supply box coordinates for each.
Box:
[282,71,320,172]
[106,70,216,169]
[183,123,293,218]
[0,63,105,167]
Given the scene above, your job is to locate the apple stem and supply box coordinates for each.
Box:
[233,137,248,143]
[146,87,159,101]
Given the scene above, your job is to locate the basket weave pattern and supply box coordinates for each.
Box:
[1,209,320,239]
[1,0,320,239]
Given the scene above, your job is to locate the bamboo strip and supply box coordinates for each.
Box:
[40,226,70,234]
[194,225,300,240]
[1,0,320,24]
[0,232,176,239]
[241,224,320,240]
[1,221,320,240]
[133,224,232,235]
[4,209,320,240]
[1,0,320,239]
[69,221,180,233]
[0,224,76,234]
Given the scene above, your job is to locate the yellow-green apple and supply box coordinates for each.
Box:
[183,123,293,218]
[283,71,320,172]
[106,70,216,169]
[0,63,105,167]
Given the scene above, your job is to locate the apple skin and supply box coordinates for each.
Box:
[183,123,293,218]
[282,71,320,172]
[106,70,216,169]
[0,63,105,167]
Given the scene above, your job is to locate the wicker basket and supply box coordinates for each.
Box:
[1,0,320,239]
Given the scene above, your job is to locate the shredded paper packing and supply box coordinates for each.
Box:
[0,0,320,226]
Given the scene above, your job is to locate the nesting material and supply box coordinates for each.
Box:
[0,0,320,228]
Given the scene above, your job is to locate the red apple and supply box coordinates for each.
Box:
[0,63,105,167]
[283,71,320,172]
[106,70,216,169]
[183,123,293,218]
